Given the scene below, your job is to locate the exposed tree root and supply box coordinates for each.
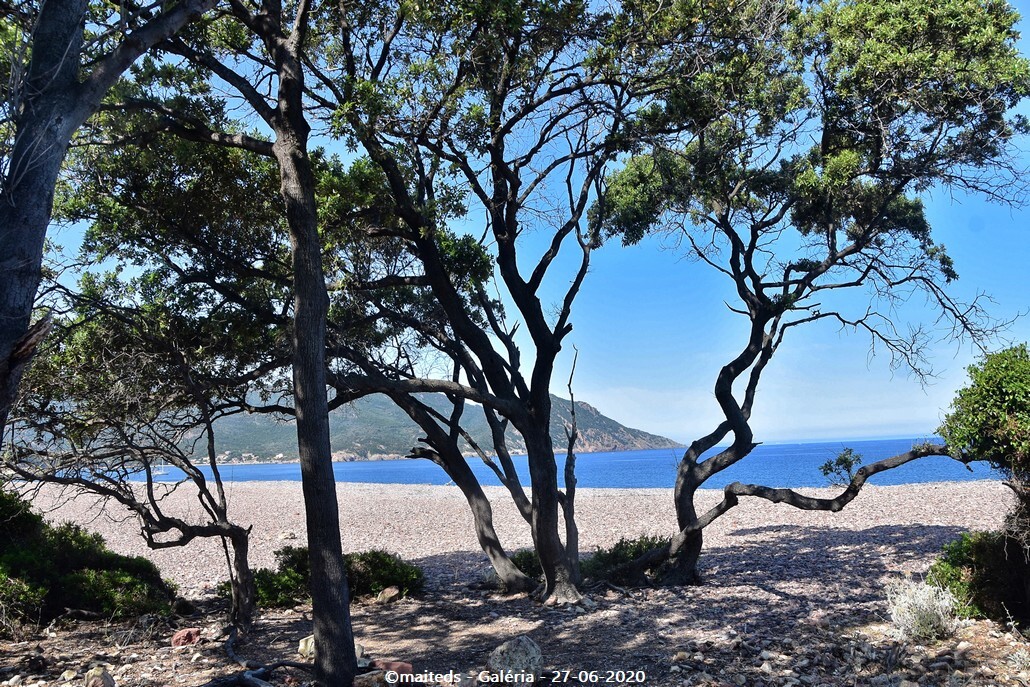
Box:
[197,628,313,687]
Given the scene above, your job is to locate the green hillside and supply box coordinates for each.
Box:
[211,394,681,462]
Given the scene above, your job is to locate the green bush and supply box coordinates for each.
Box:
[510,549,542,580]
[0,490,44,547]
[581,534,671,584]
[245,546,424,608]
[251,567,307,608]
[346,549,424,598]
[0,577,45,633]
[928,530,1030,624]
[0,490,172,634]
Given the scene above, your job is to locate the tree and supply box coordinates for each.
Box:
[6,279,260,629]
[325,0,645,604]
[940,344,1030,527]
[0,0,217,440]
[80,1,363,679]
[593,0,1029,583]
[55,124,536,592]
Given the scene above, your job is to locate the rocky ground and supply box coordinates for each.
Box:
[2,480,1028,686]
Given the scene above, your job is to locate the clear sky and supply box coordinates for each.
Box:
[525,4,1030,446]
[48,3,1030,447]
[549,190,1030,445]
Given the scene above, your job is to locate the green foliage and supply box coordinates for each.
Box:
[819,448,863,486]
[0,576,45,636]
[510,549,542,579]
[581,534,671,583]
[346,550,424,598]
[928,530,1030,624]
[251,567,308,608]
[0,491,172,634]
[939,344,1030,480]
[242,546,424,608]
[0,489,44,545]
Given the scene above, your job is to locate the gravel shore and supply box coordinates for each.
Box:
[31,479,1013,595]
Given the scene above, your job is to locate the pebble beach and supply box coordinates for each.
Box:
[30,479,1013,595]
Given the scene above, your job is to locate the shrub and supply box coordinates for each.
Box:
[0,490,172,634]
[346,549,424,598]
[252,567,307,608]
[885,577,957,641]
[0,577,45,636]
[928,530,1030,624]
[245,546,424,607]
[0,489,44,548]
[510,549,542,580]
[581,534,671,584]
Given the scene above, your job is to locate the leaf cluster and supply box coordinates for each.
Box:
[939,344,1030,479]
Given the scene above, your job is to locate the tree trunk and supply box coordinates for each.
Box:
[524,429,581,604]
[0,0,88,436]
[227,530,256,631]
[446,456,534,592]
[0,0,214,438]
[278,127,357,686]
[666,468,704,585]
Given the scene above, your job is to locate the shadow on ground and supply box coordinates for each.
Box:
[233,523,976,684]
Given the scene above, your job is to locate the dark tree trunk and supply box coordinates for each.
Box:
[665,467,704,585]
[0,0,213,438]
[524,428,581,604]
[444,453,534,592]
[0,0,88,436]
[227,530,257,631]
[277,126,357,685]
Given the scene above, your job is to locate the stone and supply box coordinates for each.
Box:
[60,671,77,683]
[370,660,412,675]
[6,676,24,687]
[171,628,202,647]
[375,586,403,604]
[485,635,544,682]
[298,635,315,659]
[352,671,387,687]
[759,650,777,661]
[355,643,365,659]
[83,668,115,687]
[671,651,690,664]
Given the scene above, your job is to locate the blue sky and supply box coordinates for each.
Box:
[49,3,1030,447]
[531,5,1030,445]
[552,191,1029,445]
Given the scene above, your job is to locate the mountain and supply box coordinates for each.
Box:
[211,393,681,462]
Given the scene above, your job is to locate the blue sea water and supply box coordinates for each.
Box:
[149,437,1000,488]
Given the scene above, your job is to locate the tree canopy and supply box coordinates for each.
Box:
[940,344,1030,489]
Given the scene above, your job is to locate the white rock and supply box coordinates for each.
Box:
[485,635,544,681]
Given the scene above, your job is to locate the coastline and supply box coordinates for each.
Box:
[31,479,1013,596]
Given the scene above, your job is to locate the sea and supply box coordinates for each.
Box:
[149,437,1001,488]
